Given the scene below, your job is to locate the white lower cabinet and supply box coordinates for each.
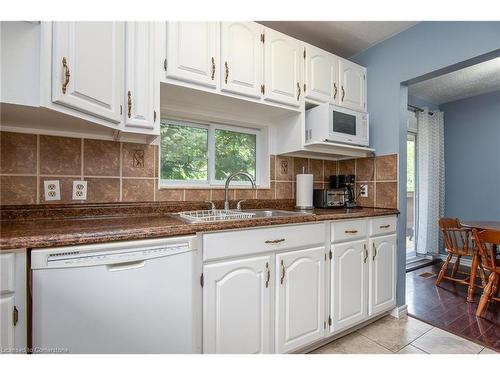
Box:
[275,247,325,353]
[369,234,397,316]
[202,255,272,354]
[330,239,368,333]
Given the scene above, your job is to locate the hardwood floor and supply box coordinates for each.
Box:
[406,263,499,351]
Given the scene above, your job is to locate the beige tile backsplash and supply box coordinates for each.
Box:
[0,131,398,208]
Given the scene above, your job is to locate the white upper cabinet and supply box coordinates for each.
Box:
[330,239,368,333]
[305,44,337,103]
[203,255,272,354]
[165,22,218,89]
[51,22,125,124]
[124,22,159,133]
[339,59,366,112]
[220,22,263,99]
[263,28,302,107]
[369,234,397,316]
[275,247,325,353]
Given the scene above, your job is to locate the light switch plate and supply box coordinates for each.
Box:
[44,180,61,201]
[360,184,368,198]
[72,180,87,200]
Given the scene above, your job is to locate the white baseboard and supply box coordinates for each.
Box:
[390,304,408,319]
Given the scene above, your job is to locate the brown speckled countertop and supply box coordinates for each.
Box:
[0,201,399,250]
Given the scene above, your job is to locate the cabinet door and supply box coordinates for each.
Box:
[330,240,368,333]
[305,45,336,103]
[0,295,15,351]
[275,247,325,353]
[166,22,218,89]
[369,235,397,316]
[339,59,366,112]
[203,256,272,354]
[220,22,263,99]
[124,22,158,133]
[51,22,125,124]
[263,28,301,107]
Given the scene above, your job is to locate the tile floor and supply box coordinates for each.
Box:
[406,264,499,351]
[311,315,498,354]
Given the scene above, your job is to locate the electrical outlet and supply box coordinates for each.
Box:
[44,180,61,201]
[72,180,87,200]
[360,184,368,198]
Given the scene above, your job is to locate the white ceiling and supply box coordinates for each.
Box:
[257,21,419,58]
[409,57,500,104]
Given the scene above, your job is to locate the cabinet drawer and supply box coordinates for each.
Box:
[331,219,367,243]
[0,253,15,294]
[369,216,397,236]
[203,223,326,261]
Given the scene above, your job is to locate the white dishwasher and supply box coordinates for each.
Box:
[31,236,201,354]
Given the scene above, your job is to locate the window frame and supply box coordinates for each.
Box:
[159,118,265,188]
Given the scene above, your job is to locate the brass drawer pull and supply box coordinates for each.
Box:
[379,224,391,229]
[265,262,270,288]
[211,57,215,80]
[372,242,377,261]
[127,90,132,118]
[333,82,337,99]
[62,57,70,94]
[345,230,358,234]
[265,238,285,244]
[224,61,229,84]
[363,244,368,263]
[280,260,286,285]
[297,82,301,100]
[341,86,345,101]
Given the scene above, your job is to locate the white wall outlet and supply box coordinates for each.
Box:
[360,184,368,198]
[44,180,61,201]
[72,180,87,200]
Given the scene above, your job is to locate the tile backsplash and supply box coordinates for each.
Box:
[0,132,398,207]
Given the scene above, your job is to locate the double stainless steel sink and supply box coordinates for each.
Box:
[177,209,312,223]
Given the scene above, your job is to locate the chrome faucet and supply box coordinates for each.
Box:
[224,172,256,211]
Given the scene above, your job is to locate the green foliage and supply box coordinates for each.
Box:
[160,123,208,181]
[160,122,257,182]
[215,129,256,181]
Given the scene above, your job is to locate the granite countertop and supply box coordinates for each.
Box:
[0,201,399,251]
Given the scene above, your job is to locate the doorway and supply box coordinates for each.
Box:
[406,132,417,260]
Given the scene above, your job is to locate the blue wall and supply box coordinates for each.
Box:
[350,21,500,307]
[441,90,500,221]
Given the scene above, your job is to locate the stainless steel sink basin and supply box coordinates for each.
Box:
[241,209,313,218]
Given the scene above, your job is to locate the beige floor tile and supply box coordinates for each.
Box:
[479,347,499,354]
[397,344,428,354]
[311,332,392,354]
[411,328,484,354]
[358,315,433,352]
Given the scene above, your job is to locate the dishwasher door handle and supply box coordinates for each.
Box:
[107,260,145,272]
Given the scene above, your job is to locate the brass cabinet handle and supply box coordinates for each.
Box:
[297,82,301,100]
[127,90,132,118]
[265,262,270,288]
[211,57,215,80]
[333,82,338,99]
[341,86,345,101]
[265,238,285,244]
[363,243,368,263]
[62,57,70,94]
[224,61,229,84]
[13,305,18,326]
[345,229,358,234]
[280,259,286,285]
[372,242,377,261]
[380,224,391,229]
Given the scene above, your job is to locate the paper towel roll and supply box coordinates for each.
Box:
[296,174,313,209]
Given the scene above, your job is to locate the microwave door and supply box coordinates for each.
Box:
[331,109,357,143]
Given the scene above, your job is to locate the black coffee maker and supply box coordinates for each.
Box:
[330,174,356,208]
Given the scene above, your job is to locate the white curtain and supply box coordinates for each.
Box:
[416,109,445,256]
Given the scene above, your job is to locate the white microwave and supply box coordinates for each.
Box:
[305,103,369,147]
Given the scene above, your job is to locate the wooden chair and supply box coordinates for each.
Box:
[472,229,500,317]
[436,218,482,287]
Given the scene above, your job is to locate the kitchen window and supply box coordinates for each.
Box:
[159,119,266,187]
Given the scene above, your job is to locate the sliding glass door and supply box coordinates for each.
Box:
[406,132,417,260]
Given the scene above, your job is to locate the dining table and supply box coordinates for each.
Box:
[462,221,500,302]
